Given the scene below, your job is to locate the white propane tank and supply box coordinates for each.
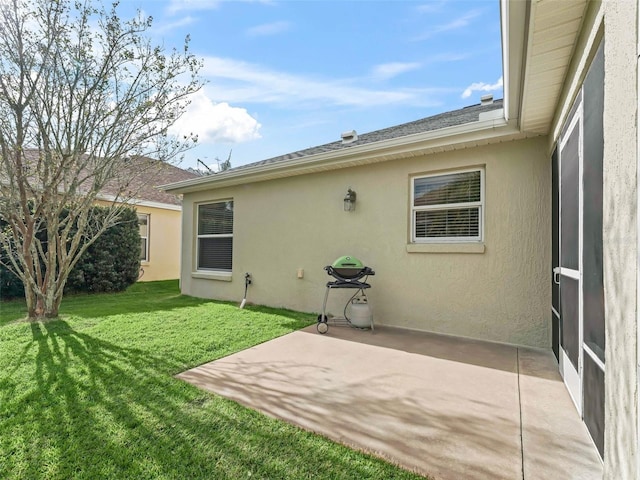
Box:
[349,296,372,328]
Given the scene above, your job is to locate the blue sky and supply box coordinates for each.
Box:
[121,0,503,170]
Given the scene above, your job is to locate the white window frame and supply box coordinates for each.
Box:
[138,213,150,262]
[411,167,485,243]
[196,200,233,273]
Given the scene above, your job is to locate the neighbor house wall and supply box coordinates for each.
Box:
[181,136,550,348]
[136,205,183,281]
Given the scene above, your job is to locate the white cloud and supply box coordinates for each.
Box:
[153,16,196,34]
[166,0,221,15]
[413,9,483,41]
[246,21,290,37]
[371,62,422,81]
[199,56,451,108]
[166,0,273,15]
[461,76,503,99]
[170,90,261,143]
[416,1,448,14]
[426,52,469,63]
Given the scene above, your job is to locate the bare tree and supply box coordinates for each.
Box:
[0,0,202,319]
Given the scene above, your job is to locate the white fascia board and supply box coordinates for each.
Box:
[162,113,520,194]
[501,0,510,122]
[96,193,182,211]
[501,0,529,130]
[130,199,182,211]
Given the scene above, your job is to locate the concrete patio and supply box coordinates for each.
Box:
[177,325,603,480]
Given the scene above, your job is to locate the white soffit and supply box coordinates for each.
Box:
[519,0,588,134]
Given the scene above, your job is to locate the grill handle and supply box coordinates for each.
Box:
[323,265,375,276]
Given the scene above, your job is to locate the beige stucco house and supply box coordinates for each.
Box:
[134,203,184,282]
[165,0,639,476]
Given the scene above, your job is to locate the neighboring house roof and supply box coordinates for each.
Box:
[164,99,524,194]
[8,150,198,207]
[100,156,198,206]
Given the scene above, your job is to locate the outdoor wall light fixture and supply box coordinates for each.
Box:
[344,188,356,211]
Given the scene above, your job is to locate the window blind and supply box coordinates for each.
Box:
[197,201,233,271]
[414,171,481,207]
[198,237,233,271]
[140,238,148,261]
[198,201,233,235]
[137,214,149,261]
[415,208,480,238]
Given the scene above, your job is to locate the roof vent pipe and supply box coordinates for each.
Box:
[480,94,494,105]
[341,130,358,144]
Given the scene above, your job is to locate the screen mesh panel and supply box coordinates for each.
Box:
[561,276,579,370]
[583,41,605,363]
[561,124,580,270]
[583,354,605,458]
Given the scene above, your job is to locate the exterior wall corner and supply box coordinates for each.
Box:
[602,0,640,477]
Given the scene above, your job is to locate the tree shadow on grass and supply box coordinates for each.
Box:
[0,320,419,480]
[58,293,216,319]
[2,278,315,331]
[64,294,316,326]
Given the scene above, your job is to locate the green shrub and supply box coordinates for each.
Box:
[65,207,141,294]
[0,206,140,299]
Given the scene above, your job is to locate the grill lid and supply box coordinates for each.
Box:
[331,256,364,269]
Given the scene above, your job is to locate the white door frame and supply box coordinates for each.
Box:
[557,96,584,415]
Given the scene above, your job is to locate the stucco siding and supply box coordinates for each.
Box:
[181,136,550,348]
[136,205,183,281]
[602,0,639,477]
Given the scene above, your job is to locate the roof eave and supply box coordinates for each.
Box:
[501,0,529,130]
[505,0,592,136]
[162,113,529,194]
[96,193,182,211]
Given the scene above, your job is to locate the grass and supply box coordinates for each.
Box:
[0,281,424,479]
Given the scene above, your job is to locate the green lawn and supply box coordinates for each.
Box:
[0,281,423,479]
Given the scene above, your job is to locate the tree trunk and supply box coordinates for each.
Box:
[25,284,38,319]
[24,279,63,320]
[0,0,201,321]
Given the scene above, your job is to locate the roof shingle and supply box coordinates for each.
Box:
[103,156,198,205]
[226,99,504,174]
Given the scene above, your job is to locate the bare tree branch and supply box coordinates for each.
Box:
[0,0,202,319]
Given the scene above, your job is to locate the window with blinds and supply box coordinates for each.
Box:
[197,201,233,271]
[411,169,483,242]
[138,214,149,262]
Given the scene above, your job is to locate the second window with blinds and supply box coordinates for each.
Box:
[138,214,150,262]
[411,168,484,243]
[197,200,234,272]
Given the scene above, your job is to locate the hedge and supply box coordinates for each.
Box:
[0,206,141,300]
